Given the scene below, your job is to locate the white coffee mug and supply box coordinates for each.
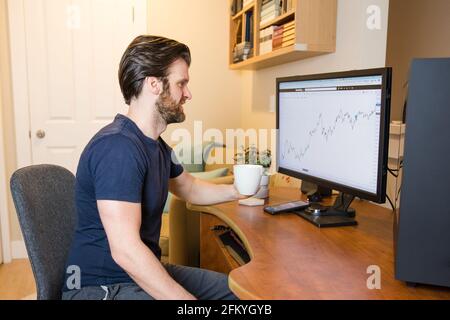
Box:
[233,164,263,196]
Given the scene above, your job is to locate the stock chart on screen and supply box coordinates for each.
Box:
[278,75,382,194]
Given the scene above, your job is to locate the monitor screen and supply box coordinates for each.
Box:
[276,68,391,203]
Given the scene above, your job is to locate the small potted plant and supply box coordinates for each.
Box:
[235,145,272,198]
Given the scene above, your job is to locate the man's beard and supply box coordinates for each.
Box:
[155,87,186,125]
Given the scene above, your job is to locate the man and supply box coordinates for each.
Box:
[62,35,243,300]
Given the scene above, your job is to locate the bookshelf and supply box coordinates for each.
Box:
[229,0,337,70]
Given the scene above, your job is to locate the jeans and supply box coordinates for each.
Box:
[62,263,238,300]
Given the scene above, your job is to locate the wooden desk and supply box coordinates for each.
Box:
[188,187,450,300]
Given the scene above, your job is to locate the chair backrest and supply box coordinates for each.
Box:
[10,164,77,300]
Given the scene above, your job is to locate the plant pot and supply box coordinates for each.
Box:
[253,173,270,199]
[260,174,269,187]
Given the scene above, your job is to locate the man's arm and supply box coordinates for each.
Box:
[97,200,196,300]
[169,171,245,205]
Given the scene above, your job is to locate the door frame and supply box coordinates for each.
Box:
[0,94,12,263]
[7,0,33,170]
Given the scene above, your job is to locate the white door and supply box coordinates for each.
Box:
[22,0,147,173]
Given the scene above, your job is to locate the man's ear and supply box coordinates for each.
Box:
[145,77,162,95]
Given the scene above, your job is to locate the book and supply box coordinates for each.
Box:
[262,0,281,12]
[235,19,242,43]
[245,10,253,42]
[260,0,282,22]
[272,39,283,49]
[233,41,253,63]
[282,25,295,34]
[260,16,278,27]
[273,25,284,33]
[260,11,284,27]
[231,0,244,16]
[282,33,295,42]
[283,20,295,28]
[259,41,270,55]
[273,36,283,43]
[261,6,281,20]
[259,25,278,41]
[286,0,294,11]
[283,28,295,37]
[282,39,295,47]
[272,30,283,38]
[272,36,283,49]
[259,25,280,54]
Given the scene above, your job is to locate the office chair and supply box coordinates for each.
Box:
[10,164,77,300]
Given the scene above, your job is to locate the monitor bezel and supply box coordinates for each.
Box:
[276,67,392,204]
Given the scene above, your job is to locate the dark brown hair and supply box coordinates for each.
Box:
[118,35,191,105]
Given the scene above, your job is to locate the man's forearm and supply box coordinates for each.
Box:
[113,241,196,300]
[188,178,239,205]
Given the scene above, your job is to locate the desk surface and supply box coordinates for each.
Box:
[188,187,450,300]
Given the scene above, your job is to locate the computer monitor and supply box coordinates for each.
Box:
[276,68,392,227]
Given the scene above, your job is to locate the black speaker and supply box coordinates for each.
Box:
[395,58,450,288]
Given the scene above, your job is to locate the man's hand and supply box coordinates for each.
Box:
[227,184,249,200]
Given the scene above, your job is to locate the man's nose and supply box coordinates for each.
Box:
[184,86,192,100]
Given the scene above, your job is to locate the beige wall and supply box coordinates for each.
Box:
[0,0,20,242]
[147,0,243,145]
[386,0,450,121]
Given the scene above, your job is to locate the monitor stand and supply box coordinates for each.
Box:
[295,193,358,228]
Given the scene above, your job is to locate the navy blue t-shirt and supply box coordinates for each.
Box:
[63,114,183,290]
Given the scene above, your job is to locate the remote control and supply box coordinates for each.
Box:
[264,200,310,215]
